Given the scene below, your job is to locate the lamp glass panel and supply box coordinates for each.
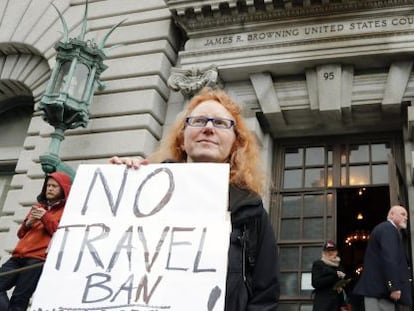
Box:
[70,63,89,100]
[53,62,71,93]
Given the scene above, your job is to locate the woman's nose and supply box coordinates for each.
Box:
[204,119,215,128]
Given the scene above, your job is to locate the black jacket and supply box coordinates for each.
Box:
[311,259,345,311]
[225,185,280,311]
[353,220,412,306]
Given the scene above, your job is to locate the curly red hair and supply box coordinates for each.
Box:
[150,87,264,194]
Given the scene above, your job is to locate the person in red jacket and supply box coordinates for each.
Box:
[0,171,72,311]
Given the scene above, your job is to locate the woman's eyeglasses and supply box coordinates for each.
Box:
[185,116,235,129]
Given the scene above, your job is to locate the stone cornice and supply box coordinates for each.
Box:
[166,0,414,35]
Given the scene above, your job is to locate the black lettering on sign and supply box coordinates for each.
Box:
[82,167,129,216]
[138,226,170,273]
[166,227,195,271]
[134,167,174,217]
[193,227,216,273]
[55,224,87,270]
[107,225,134,273]
[74,223,111,272]
[81,166,175,218]
[82,272,163,305]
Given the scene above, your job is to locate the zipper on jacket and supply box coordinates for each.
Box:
[240,224,247,282]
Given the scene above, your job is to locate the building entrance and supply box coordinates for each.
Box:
[274,134,410,309]
[336,186,390,302]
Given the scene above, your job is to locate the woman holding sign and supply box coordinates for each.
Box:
[110,87,280,310]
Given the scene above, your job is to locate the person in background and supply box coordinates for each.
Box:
[311,240,347,311]
[0,172,72,311]
[109,87,280,310]
[353,205,412,311]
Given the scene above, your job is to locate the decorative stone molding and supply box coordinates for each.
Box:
[167,64,222,97]
[382,61,414,111]
[0,53,48,110]
[166,0,414,34]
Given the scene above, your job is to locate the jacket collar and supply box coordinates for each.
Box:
[229,184,262,224]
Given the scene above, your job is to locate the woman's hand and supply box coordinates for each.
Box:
[108,156,149,169]
[337,271,346,279]
[390,290,401,302]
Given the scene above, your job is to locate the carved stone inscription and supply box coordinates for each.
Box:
[186,15,414,50]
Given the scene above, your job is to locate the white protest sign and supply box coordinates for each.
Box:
[30,163,231,311]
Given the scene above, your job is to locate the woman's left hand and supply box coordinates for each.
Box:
[108,156,149,169]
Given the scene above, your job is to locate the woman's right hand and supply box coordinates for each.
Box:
[337,271,346,279]
[108,156,149,169]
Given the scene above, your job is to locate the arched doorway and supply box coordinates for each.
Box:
[0,84,33,219]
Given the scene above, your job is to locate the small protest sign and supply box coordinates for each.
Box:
[30,163,231,311]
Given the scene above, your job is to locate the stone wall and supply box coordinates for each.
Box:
[0,0,178,261]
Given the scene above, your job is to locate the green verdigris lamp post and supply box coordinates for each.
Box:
[39,1,123,180]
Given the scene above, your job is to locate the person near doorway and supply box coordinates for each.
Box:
[311,240,349,311]
[0,171,72,311]
[353,205,412,311]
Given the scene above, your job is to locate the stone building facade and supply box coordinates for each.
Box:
[1,0,414,308]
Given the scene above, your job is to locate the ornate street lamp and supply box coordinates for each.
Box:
[39,1,123,180]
